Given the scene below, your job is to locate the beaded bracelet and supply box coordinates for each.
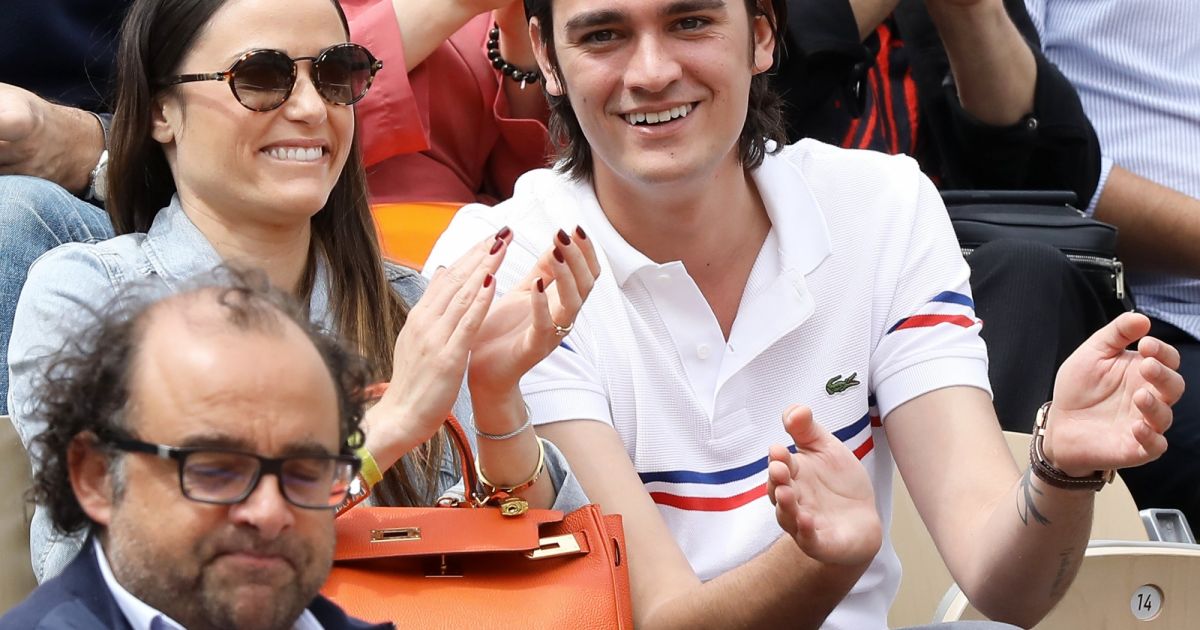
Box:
[487,23,542,89]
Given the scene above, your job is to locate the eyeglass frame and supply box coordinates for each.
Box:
[101,434,362,510]
[156,42,384,112]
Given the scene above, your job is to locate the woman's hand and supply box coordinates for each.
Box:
[362,228,512,469]
[467,226,601,400]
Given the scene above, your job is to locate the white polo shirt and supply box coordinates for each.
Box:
[426,139,991,629]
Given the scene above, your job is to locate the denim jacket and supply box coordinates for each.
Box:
[7,197,587,582]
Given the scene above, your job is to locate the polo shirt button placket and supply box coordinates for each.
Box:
[696,344,711,360]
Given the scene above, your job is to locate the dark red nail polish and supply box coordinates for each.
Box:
[557,229,571,246]
[575,225,588,240]
[496,226,511,240]
[483,273,494,288]
[489,238,503,255]
[536,278,546,293]
[553,247,565,263]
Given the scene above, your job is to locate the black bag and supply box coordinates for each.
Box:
[942,190,1133,318]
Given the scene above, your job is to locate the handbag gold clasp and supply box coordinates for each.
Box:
[499,497,529,516]
[525,534,583,560]
[370,527,421,543]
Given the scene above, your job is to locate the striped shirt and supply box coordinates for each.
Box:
[426,140,992,629]
[1025,0,1200,339]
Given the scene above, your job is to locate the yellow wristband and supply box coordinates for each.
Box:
[355,445,384,489]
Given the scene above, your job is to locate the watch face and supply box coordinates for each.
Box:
[90,150,110,203]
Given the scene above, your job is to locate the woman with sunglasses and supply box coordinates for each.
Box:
[8,0,598,583]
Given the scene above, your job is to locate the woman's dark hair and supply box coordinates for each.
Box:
[523,0,788,180]
[27,268,371,535]
[104,0,446,505]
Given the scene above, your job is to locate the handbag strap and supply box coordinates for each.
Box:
[363,382,480,506]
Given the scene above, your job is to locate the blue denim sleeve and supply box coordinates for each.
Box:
[8,244,123,583]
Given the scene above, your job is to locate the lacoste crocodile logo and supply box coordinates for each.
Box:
[825,373,861,395]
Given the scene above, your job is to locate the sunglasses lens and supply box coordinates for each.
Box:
[231,51,294,110]
[315,45,374,105]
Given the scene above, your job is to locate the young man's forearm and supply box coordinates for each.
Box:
[952,470,1094,627]
[642,538,867,630]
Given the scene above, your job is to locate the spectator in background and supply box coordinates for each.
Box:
[0,0,551,412]
[9,0,595,582]
[771,0,1112,434]
[352,0,553,204]
[1024,0,1200,530]
[0,273,390,630]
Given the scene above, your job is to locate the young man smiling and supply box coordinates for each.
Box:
[425,0,1184,627]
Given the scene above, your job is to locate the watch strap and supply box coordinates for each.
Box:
[1029,401,1115,492]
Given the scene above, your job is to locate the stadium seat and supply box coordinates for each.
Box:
[887,431,1148,628]
[935,541,1200,628]
[371,202,462,269]
[0,416,36,609]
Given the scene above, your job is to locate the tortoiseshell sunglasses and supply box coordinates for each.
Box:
[158,43,382,112]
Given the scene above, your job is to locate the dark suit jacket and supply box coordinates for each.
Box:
[0,542,392,630]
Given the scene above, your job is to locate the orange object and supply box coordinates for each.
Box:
[322,415,634,629]
[371,202,463,269]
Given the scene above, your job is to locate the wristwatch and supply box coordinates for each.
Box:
[1030,401,1115,491]
[85,112,112,203]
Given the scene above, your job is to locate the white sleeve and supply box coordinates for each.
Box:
[869,174,992,420]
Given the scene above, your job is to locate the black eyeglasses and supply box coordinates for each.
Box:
[105,436,361,510]
[158,43,383,112]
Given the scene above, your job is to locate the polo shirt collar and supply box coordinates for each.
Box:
[564,151,832,286]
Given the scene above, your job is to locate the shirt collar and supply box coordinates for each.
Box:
[142,195,223,292]
[93,539,325,630]
[567,151,833,286]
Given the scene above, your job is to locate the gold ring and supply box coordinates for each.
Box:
[553,322,573,337]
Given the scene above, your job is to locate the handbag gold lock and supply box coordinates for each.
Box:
[499,497,529,516]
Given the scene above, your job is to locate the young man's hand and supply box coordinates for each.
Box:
[767,405,882,566]
[0,83,103,193]
[1043,312,1185,477]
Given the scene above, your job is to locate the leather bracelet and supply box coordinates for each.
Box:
[476,436,545,496]
[1029,401,1115,492]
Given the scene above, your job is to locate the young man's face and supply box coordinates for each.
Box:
[534,0,775,191]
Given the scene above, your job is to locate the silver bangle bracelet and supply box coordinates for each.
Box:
[473,406,533,441]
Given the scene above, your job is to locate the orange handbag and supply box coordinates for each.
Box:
[321,417,634,629]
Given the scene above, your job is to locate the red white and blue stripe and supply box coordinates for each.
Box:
[640,406,883,512]
[886,291,977,335]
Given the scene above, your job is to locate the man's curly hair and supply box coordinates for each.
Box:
[26,266,372,536]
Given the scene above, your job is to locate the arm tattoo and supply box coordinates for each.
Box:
[1049,548,1077,598]
[1017,468,1051,526]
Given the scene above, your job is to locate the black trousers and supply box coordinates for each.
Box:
[969,239,1200,529]
[967,239,1110,433]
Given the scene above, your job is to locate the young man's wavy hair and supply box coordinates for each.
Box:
[26,267,371,536]
[523,0,789,180]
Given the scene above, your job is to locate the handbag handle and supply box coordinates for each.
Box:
[363,383,480,506]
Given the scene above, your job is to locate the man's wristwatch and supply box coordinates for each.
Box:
[85,112,112,203]
[1029,401,1116,491]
